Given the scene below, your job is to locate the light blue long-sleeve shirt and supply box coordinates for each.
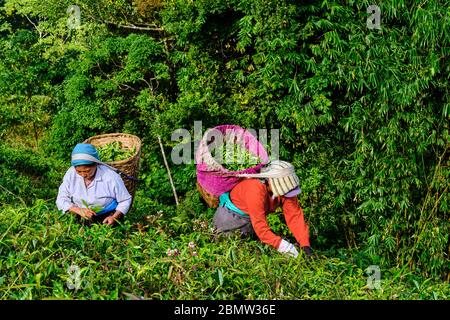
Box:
[56,165,132,215]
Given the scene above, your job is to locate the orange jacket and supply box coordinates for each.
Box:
[230,178,310,249]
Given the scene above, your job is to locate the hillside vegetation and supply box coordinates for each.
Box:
[0,0,448,299]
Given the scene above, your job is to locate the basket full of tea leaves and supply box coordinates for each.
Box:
[98,141,136,162]
[221,143,262,172]
[195,125,269,208]
[84,133,141,199]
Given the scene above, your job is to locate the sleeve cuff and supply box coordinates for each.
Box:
[60,202,73,213]
[116,200,131,215]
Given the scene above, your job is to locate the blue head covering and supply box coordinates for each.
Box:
[71,143,99,167]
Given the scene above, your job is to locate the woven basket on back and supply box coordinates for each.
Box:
[195,125,268,208]
[196,181,219,208]
[84,133,141,200]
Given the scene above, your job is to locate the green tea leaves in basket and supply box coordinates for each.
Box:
[97,141,136,162]
[221,143,261,172]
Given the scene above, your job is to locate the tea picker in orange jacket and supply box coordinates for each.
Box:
[213,160,312,258]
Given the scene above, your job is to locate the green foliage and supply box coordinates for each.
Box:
[1,0,449,283]
[81,199,103,213]
[0,143,66,205]
[266,210,292,240]
[160,0,449,278]
[47,33,169,156]
[97,141,136,162]
[0,199,449,299]
[0,29,55,147]
[221,143,262,171]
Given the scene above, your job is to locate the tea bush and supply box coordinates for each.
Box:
[0,196,449,300]
[0,0,448,297]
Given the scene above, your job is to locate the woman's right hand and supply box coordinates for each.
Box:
[70,206,95,219]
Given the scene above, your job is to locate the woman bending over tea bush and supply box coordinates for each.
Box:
[213,160,313,258]
[56,143,132,225]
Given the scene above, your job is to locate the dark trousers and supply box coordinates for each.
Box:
[213,206,255,237]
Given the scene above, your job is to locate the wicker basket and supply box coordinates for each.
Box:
[84,133,142,200]
[196,181,219,208]
[196,124,268,197]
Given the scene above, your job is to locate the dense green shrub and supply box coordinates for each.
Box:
[1,0,448,280]
[0,199,448,299]
[160,0,450,278]
[46,33,170,156]
[0,143,66,205]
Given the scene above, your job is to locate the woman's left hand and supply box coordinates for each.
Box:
[102,211,123,226]
[102,216,116,225]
